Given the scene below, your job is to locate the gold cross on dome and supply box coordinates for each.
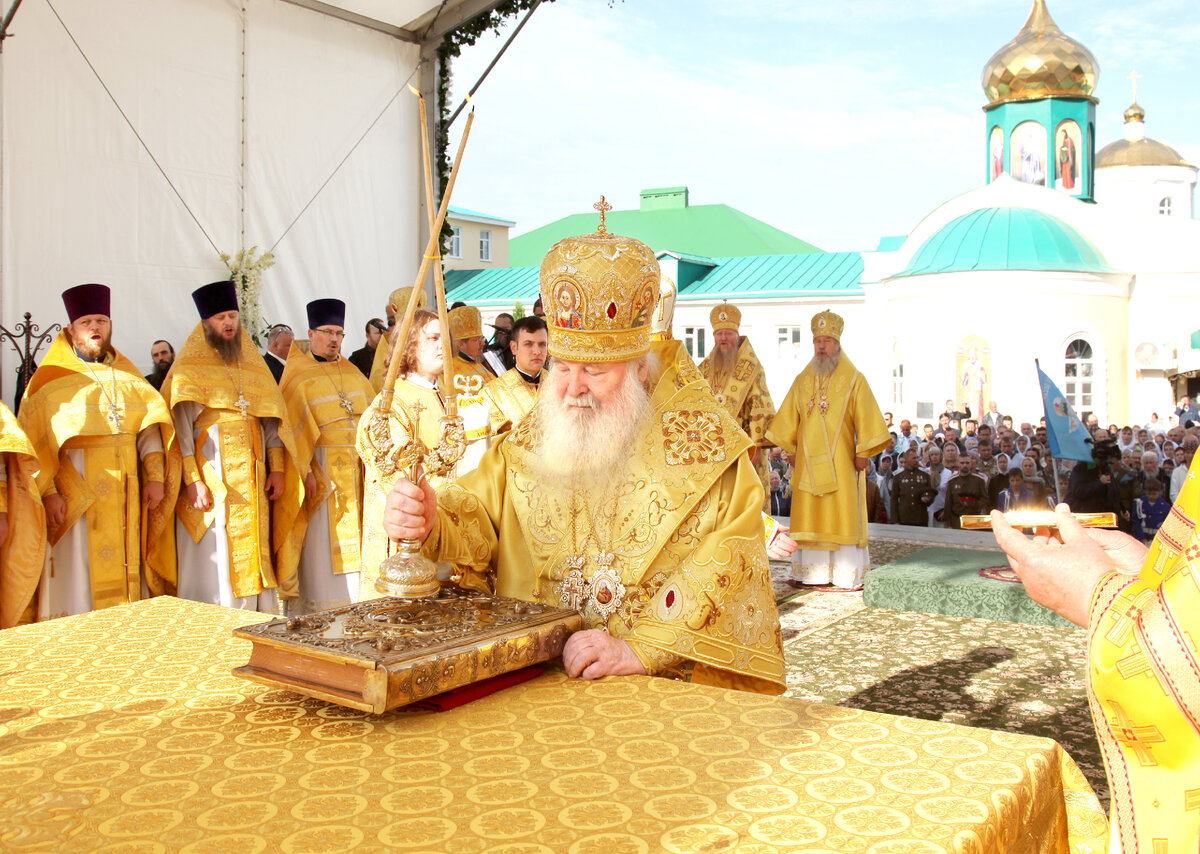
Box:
[594,195,612,233]
[1128,69,1141,102]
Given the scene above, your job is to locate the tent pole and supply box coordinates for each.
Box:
[0,0,22,401]
[445,0,539,128]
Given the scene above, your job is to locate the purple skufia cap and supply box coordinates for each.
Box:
[306,298,345,330]
[62,283,111,322]
[192,280,239,319]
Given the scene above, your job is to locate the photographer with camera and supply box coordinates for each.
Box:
[1065,438,1130,532]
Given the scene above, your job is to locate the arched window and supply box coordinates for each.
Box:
[1064,339,1094,412]
[1160,197,1173,216]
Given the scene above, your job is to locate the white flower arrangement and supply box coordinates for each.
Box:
[220,246,276,347]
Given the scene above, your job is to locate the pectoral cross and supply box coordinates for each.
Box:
[338,392,355,417]
[105,401,123,428]
[234,393,250,420]
[594,195,612,233]
[557,560,587,611]
[409,400,424,434]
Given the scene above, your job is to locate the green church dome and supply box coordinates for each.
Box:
[896,207,1112,277]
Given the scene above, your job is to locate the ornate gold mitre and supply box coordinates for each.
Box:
[811,310,844,342]
[710,301,741,332]
[540,200,659,363]
[447,305,483,341]
[388,286,426,314]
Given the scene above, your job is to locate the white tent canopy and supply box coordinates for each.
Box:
[0,0,504,399]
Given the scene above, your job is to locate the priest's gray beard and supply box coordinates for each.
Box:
[204,324,243,364]
[809,350,841,379]
[533,361,652,492]
[708,343,737,389]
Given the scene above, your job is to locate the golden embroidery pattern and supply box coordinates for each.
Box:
[660,410,726,466]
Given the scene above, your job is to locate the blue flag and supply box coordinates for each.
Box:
[1035,360,1093,462]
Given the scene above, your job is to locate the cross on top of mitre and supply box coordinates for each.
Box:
[594,195,612,233]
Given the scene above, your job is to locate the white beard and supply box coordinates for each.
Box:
[808,350,841,378]
[533,365,652,492]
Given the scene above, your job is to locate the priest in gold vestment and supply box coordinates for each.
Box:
[480,315,548,434]
[994,495,1200,852]
[699,301,776,510]
[274,299,375,614]
[368,286,426,392]
[17,284,178,622]
[0,402,46,628]
[384,222,785,692]
[165,280,299,612]
[765,311,890,590]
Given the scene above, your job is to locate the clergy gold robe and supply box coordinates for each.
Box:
[0,402,45,628]
[451,353,493,396]
[274,345,375,598]
[765,353,890,550]
[480,367,544,434]
[17,332,179,618]
[422,339,786,695]
[163,323,299,600]
[1088,469,1200,851]
[700,336,777,510]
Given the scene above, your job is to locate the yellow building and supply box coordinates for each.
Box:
[444,205,516,271]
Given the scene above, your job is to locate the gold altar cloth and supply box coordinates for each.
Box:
[0,598,1108,852]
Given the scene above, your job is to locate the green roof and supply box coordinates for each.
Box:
[680,253,863,299]
[444,267,539,308]
[895,207,1113,278]
[1190,329,1200,350]
[447,204,515,224]
[444,251,863,306]
[509,203,821,267]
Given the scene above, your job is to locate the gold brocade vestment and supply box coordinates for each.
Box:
[423,339,786,694]
[274,346,374,583]
[163,323,299,599]
[765,354,890,550]
[17,332,180,618]
[699,337,776,510]
[0,402,46,628]
[480,367,544,434]
[1087,469,1200,851]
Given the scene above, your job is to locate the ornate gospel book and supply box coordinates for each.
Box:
[233,589,582,713]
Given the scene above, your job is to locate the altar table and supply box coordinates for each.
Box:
[0,598,1108,852]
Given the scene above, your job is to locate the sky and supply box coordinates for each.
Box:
[445,0,1200,252]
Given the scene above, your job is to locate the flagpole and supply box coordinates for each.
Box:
[1035,359,1059,506]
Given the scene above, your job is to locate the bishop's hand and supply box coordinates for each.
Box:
[562,629,647,680]
[383,472,437,543]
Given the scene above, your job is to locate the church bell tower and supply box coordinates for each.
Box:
[981,0,1099,201]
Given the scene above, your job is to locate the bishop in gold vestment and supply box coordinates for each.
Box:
[17,284,179,622]
[0,402,46,628]
[274,300,375,614]
[165,281,299,612]
[699,302,776,509]
[385,222,785,692]
[765,311,890,589]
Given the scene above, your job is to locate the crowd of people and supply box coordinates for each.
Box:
[762,398,1197,543]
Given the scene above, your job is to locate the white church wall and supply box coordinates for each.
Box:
[1096,165,1197,220]
[877,270,1131,427]
[0,0,422,398]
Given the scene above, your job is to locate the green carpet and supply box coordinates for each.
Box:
[780,605,1105,808]
[863,546,1075,627]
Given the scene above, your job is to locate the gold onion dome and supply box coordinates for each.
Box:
[1097,102,1194,169]
[981,0,1098,108]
